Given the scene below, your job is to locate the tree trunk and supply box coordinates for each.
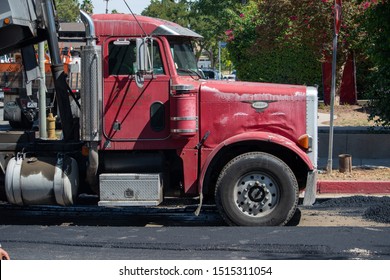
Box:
[335,52,349,106]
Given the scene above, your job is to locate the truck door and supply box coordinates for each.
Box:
[103,38,170,143]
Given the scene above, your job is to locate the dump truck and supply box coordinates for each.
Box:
[0,0,318,226]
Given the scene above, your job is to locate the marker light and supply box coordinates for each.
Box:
[298,134,311,150]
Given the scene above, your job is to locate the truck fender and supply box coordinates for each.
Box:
[198,131,314,195]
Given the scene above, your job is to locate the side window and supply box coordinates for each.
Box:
[152,41,164,75]
[108,40,165,76]
[108,41,136,75]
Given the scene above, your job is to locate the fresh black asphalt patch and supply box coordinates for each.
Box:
[311,196,390,224]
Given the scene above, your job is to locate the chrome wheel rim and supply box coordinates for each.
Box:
[234,172,280,217]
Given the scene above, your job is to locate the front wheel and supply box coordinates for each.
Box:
[215,152,299,226]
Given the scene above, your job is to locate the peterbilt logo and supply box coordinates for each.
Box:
[242,100,277,112]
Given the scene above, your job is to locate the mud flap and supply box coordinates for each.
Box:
[194,192,203,216]
[303,170,317,206]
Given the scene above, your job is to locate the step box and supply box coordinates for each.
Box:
[98,173,163,206]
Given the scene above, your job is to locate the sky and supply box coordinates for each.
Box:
[90,0,151,15]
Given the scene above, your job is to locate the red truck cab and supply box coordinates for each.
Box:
[92,14,318,226]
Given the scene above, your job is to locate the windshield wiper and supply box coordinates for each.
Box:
[177,68,202,80]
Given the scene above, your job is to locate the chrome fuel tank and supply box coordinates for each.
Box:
[5,155,79,206]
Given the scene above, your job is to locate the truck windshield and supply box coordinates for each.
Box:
[169,38,200,78]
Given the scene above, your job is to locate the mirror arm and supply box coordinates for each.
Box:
[136,37,154,88]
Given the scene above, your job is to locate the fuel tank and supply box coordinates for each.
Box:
[5,155,79,206]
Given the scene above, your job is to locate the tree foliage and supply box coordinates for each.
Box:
[190,0,243,67]
[80,0,94,15]
[142,0,190,26]
[225,1,363,91]
[54,0,80,22]
[357,0,390,127]
[142,0,243,67]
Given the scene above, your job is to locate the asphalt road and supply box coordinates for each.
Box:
[1,223,389,260]
[0,200,390,260]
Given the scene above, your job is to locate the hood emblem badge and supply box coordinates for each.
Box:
[242,100,277,112]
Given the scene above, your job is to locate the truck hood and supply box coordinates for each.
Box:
[198,80,308,148]
[199,80,307,101]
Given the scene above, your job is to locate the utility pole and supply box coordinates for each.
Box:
[327,0,342,174]
[104,0,109,14]
[218,41,221,79]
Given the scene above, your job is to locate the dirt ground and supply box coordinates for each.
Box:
[297,208,388,227]
[298,209,382,227]
[318,103,378,126]
[318,166,390,181]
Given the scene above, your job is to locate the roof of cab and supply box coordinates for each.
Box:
[92,14,202,38]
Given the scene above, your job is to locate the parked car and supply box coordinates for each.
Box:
[223,74,236,81]
[201,68,221,80]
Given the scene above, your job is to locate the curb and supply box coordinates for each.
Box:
[317,180,390,195]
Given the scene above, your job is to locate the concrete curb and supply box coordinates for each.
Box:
[317,180,390,195]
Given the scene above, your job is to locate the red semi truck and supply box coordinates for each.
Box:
[0,0,318,226]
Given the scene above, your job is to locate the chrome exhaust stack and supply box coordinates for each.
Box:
[80,10,102,192]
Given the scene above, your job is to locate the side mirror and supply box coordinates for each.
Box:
[136,37,153,88]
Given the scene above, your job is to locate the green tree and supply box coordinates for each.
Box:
[111,9,119,14]
[142,0,243,68]
[80,0,94,15]
[55,0,80,22]
[142,0,190,26]
[357,1,390,127]
[225,0,363,102]
[190,0,243,68]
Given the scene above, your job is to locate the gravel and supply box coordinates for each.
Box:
[311,196,390,224]
[364,205,390,223]
[314,196,390,208]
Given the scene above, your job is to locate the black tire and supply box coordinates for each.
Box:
[215,152,299,226]
[9,114,33,130]
[8,121,21,129]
